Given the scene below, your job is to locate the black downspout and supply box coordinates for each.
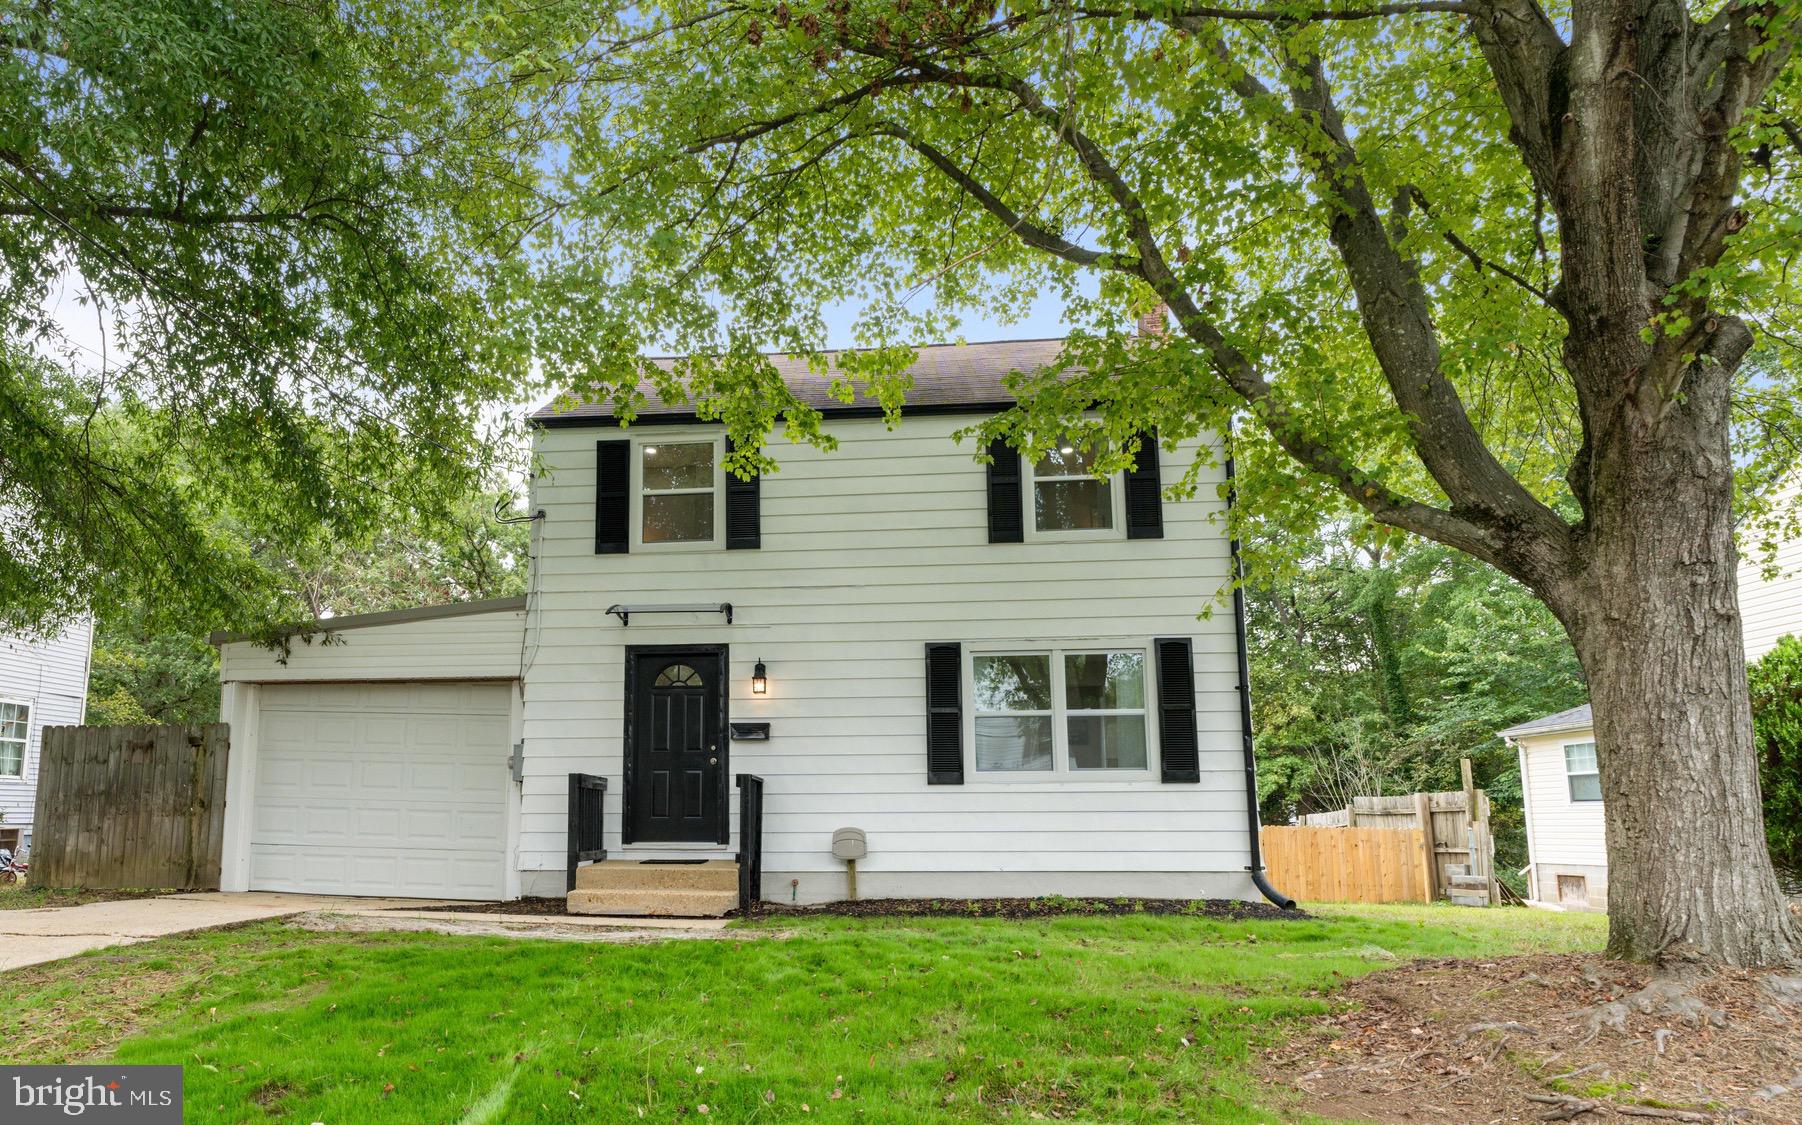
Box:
[1226,439,1297,910]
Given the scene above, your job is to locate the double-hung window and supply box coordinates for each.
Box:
[639,441,719,546]
[1564,741,1601,802]
[1031,443,1120,535]
[0,701,28,778]
[971,649,1150,775]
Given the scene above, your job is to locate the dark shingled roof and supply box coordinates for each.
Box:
[531,338,1069,425]
[1497,703,1593,739]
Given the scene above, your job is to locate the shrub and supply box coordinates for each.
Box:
[1749,635,1802,873]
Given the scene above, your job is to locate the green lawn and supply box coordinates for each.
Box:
[0,903,1604,1122]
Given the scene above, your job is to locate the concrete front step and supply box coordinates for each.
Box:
[574,859,739,893]
[566,887,738,918]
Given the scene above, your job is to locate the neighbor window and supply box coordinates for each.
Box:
[640,441,717,544]
[0,701,27,778]
[1032,443,1115,533]
[972,649,1149,775]
[1564,741,1601,802]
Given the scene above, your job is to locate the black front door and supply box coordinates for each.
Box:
[625,647,727,844]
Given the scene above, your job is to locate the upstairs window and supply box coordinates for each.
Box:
[0,701,27,778]
[1032,443,1117,534]
[971,649,1150,776]
[640,442,717,545]
[1564,741,1601,802]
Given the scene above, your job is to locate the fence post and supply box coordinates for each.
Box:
[1413,790,1437,902]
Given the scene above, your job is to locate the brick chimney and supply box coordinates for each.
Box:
[1137,302,1168,338]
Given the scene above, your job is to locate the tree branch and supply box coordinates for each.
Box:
[0,201,338,227]
[1074,1,1474,20]
[1211,39,1571,561]
[1410,186,1558,307]
[792,29,1573,590]
[869,123,1131,270]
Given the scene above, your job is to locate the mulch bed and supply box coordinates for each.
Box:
[748,896,1304,921]
[411,897,579,916]
[1264,953,1802,1122]
[412,896,1303,922]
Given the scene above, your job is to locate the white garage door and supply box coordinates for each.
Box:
[251,683,510,899]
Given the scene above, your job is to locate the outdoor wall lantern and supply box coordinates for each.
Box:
[751,659,769,695]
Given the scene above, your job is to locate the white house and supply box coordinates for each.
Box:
[213,339,1287,912]
[0,620,95,855]
[1501,487,1802,911]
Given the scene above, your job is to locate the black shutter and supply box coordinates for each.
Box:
[1155,637,1200,782]
[925,642,964,784]
[1124,429,1164,540]
[986,438,1023,543]
[725,437,761,550]
[595,439,630,555]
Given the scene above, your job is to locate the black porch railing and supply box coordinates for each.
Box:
[736,774,765,915]
[566,773,608,892]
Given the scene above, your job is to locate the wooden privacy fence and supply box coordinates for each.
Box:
[1261,825,1435,904]
[1289,762,1498,904]
[31,724,229,890]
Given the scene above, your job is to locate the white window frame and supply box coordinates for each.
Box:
[965,645,1157,781]
[1563,739,1601,803]
[1023,446,1126,542]
[0,698,30,781]
[630,435,726,552]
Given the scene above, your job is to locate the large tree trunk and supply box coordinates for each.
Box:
[1569,364,1801,967]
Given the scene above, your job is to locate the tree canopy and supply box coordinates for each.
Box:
[0,0,540,635]
[497,0,1800,554]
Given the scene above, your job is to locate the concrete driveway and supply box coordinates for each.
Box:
[0,892,449,972]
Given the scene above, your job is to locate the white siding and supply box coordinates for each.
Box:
[218,606,526,683]
[523,415,1254,902]
[0,620,94,838]
[1740,479,1802,661]
[1518,729,1607,873]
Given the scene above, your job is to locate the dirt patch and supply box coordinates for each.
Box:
[1264,953,1802,1122]
[250,1082,292,1111]
[0,966,191,1064]
[750,896,1305,921]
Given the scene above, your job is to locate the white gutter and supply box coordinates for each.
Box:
[1508,734,1539,903]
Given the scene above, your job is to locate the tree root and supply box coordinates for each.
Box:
[1546,1062,1606,1083]
[1612,1107,1712,1121]
[1456,1020,1535,1045]
[1526,1092,1601,1120]
[1577,975,1727,1047]
[1751,1070,1802,1100]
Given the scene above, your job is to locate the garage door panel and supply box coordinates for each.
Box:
[251,844,504,900]
[252,683,509,899]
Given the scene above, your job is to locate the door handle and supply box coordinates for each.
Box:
[709,756,719,766]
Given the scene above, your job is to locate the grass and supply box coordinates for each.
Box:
[0,902,1605,1123]
[0,883,172,909]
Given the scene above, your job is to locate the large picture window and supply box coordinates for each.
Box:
[640,441,717,544]
[1564,741,1601,802]
[1031,444,1116,534]
[972,649,1150,775]
[0,701,28,778]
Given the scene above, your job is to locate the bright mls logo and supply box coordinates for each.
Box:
[2,1066,181,1123]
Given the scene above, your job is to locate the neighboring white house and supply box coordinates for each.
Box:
[0,620,95,854]
[213,339,1282,909]
[1502,488,1802,911]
